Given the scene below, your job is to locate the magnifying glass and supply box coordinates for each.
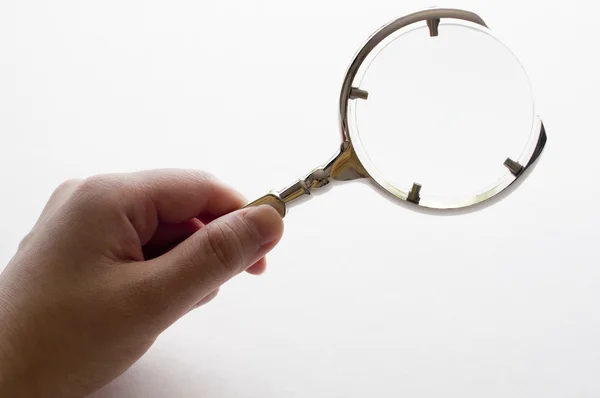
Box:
[246,8,547,217]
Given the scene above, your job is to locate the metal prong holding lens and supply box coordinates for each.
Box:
[427,18,440,37]
[350,87,369,100]
[504,158,524,176]
[407,183,422,204]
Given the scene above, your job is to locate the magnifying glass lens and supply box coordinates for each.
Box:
[246,10,546,216]
[353,22,535,200]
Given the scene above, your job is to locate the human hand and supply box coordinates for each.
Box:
[0,170,284,397]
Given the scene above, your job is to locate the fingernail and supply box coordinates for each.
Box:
[244,205,284,247]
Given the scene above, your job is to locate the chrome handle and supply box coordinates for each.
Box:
[244,142,370,218]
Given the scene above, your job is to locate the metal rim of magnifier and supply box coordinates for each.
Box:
[245,8,547,217]
[339,8,547,210]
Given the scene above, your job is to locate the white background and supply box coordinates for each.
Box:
[1,0,599,397]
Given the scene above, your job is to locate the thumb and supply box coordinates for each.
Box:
[152,205,284,308]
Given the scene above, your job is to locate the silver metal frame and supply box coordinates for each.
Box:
[246,8,547,217]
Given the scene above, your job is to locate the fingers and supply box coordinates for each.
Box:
[142,218,204,260]
[143,219,269,274]
[115,169,246,245]
[189,288,220,312]
[148,219,204,247]
[148,205,283,312]
[130,170,246,223]
[246,258,267,275]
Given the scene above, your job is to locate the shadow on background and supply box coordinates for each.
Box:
[87,351,277,398]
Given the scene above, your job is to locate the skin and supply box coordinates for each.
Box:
[0,169,284,397]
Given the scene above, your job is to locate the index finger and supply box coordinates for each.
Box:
[128,169,246,224]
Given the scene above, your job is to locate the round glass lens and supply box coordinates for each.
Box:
[351,22,535,202]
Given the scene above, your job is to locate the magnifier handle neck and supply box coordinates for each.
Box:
[245,143,368,217]
[245,167,335,218]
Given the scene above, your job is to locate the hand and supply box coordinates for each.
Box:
[0,170,284,397]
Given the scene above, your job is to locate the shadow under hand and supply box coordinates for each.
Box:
[88,359,183,398]
[88,348,277,398]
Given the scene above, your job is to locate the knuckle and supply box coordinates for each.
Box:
[192,289,219,311]
[17,230,36,251]
[185,170,217,188]
[54,178,83,195]
[192,169,215,182]
[74,175,123,207]
[206,219,247,274]
[28,179,84,235]
[79,175,117,193]
[172,169,215,184]
[46,179,83,208]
